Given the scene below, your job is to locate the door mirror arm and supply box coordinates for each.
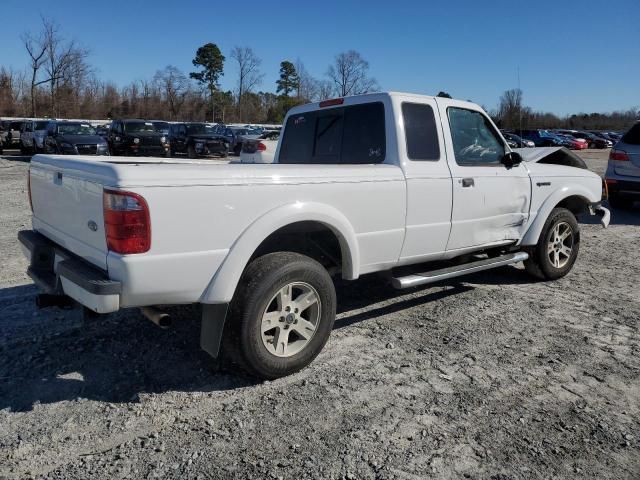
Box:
[501,151,523,169]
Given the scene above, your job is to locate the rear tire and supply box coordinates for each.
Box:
[524,208,580,280]
[222,252,336,379]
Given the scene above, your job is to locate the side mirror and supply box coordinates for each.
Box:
[502,151,523,169]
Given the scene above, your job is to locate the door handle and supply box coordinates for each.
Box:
[462,178,475,187]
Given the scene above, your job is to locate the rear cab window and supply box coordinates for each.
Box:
[279,102,386,164]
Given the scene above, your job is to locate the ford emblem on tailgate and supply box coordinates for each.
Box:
[87,220,98,232]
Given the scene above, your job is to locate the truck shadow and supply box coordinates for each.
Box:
[0,265,529,412]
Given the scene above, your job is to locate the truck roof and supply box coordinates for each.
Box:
[287,91,479,117]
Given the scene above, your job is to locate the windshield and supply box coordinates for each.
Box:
[152,122,170,134]
[186,124,216,135]
[125,121,159,133]
[57,123,96,135]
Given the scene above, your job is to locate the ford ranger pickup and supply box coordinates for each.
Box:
[19,92,609,379]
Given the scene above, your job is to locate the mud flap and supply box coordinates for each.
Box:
[200,303,229,358]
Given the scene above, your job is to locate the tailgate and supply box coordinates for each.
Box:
[30,163,108,269]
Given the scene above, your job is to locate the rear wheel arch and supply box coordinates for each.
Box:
[200,203,360,304]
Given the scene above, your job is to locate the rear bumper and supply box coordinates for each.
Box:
[18,230,121,313]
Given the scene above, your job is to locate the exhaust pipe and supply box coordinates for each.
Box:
[140,306,171,329]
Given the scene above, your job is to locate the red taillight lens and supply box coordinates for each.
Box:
[103,189,151,254]
[609,149,629,161]
[257,142,267,151]
[319,98,344,108]
[27,168,33,212]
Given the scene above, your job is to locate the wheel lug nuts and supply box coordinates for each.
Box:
[279,317,284,322]
[294,308,299,313]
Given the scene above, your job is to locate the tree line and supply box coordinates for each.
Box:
[0,17,378,124]
[493,88,638,131]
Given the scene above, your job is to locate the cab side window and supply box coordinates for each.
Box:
[448,108,505,166]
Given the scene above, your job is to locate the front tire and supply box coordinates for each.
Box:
[222,252,336,379]
[524,208,580,280]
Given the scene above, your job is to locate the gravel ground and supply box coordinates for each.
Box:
[0,150,638,480]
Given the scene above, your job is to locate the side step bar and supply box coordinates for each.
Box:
[391,251,529,289]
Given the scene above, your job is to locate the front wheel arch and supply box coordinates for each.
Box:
[521,190,594,246]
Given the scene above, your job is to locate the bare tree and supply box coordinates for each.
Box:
[295,59,319,101]
[327,50,378,97]
[21,19,49,116]
[317,80,334,101]
[497,88,529,130]
[153,66,190,120]
[230,46,264,121]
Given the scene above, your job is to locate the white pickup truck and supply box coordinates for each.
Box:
[19,92,609,379]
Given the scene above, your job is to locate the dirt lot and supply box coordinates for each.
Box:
[0,150,638,480]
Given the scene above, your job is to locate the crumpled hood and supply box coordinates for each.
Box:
[513,147,587,169]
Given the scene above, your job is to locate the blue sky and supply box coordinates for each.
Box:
[1,0,638,115]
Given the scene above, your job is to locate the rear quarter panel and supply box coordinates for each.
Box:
[106,163,407,307]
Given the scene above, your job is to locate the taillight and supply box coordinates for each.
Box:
[609,149,629,161]
[103,189,151,254]
[27,168,33,212]
[257,142,267,151]
[319,98,344,108]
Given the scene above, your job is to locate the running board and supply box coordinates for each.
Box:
[391,251,529,289]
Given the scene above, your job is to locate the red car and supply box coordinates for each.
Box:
[556,134,587,150]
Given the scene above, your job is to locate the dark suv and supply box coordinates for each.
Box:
[43,121,110,155]
[108,119,169,156]
[167,123,229,158]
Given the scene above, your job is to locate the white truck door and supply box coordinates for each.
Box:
[440,102,530,251]
[394,95,453,265]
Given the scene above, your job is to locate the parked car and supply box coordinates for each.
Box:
[20,120,50,154]
[576,131,612,149]
[516,129,567,147]
[6,120,25,147]
[0,122,7,151]
[240,130,280,163]
[167,122,229,158]
[588,131,617,144]
[20,92,609,380]
[556,130,611,149]
[554,134,587,150]
[605,121,640,209]
[218,126,261,155]
[151,121,170,135]
[95,124,110,139]
[108,119,170,156]
[502,132,534,148]
[43,121,110,155]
